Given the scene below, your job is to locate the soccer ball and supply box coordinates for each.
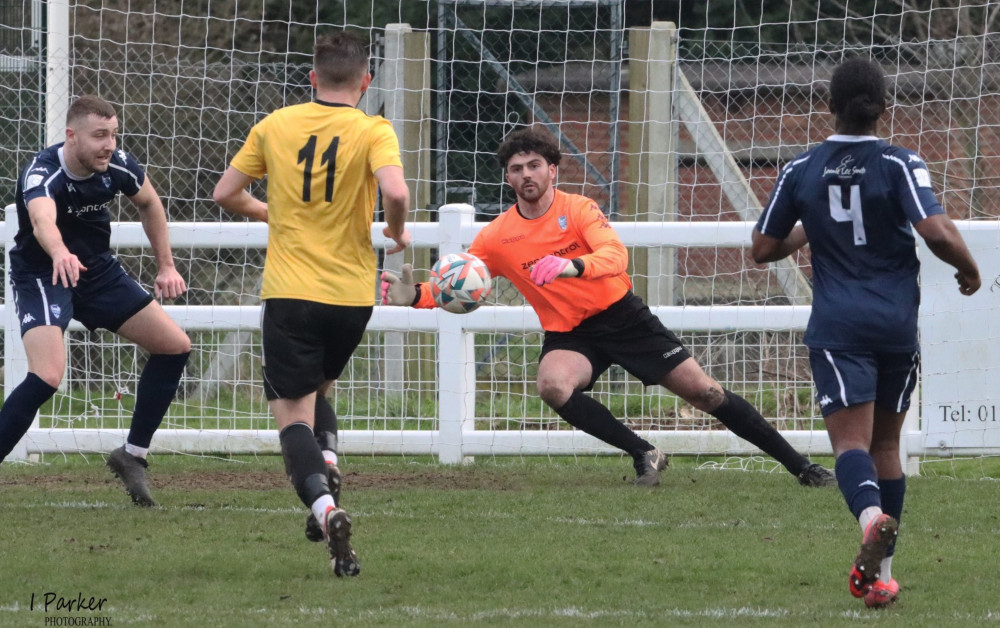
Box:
[429,253,492,314]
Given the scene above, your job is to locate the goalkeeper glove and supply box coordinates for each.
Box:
[530,255,580,286]
[380,263,419,306]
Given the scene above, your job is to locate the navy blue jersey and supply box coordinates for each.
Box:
[12,143,145,272]
[756,135,944,352]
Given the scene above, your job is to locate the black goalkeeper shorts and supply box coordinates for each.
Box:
[260,298,372,400]
[540,292,691,390]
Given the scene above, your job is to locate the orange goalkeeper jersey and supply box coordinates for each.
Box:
[417,189,631,331]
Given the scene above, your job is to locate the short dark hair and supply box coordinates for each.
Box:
[67,95,116,125]
[314,31,369,89]
[497,128,562,169]
[829,57,886,127]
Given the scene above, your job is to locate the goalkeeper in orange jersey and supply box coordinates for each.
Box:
[382,127,833,487]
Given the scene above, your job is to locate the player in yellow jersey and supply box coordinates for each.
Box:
[383,128,834,488]
[213,31,410,577]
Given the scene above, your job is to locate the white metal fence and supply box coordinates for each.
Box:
[3,203,848,464]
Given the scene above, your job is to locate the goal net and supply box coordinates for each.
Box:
[2,1,998,465]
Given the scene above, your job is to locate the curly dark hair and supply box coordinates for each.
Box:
[496,128,562,170]
[829,57,886,129]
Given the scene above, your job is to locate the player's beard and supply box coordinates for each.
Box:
[517,179,548,203]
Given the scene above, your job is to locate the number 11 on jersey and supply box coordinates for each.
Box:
[297,135,340,202]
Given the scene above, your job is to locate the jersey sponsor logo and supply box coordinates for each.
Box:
[501,234,525,245]
[823,155,866,179]
[74,201,111,216]
[21,313,35,325]
[26,174,44,189]
[520,242,582,270]
[558,215,568,230]
[818,395,833,407]
[50,304,62,319]
[662,346,683,359]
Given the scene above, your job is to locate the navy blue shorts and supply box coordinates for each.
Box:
[10,254,153,335]
[260,298,373,400]
[808,348,920,417]
[540,292,691,390]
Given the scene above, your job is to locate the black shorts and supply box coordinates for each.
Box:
[260,298,373,400]
[10,254,153,335]
[540,292,691,390]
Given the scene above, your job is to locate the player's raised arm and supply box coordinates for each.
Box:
[213,166,269,223]
[25,196,87,287]
[129,178,186,299]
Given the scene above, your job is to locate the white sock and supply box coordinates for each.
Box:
[879,555,893,583]
[323,450,338,467]
[858,506,882,533]
[310,494,336,528]
[125,443,149,460]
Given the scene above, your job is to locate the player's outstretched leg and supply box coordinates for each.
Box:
[106,446,156,507]
[305,463,342,542]
[849,514,898,598]
[633,448,668,486]
[797,463,837,487]
[324,505,360,577]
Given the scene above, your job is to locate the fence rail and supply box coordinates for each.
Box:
[4,203,849,465]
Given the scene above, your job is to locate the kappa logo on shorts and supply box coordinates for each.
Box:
[49,304,62,319]
[21,313,35,325]
[818,395,833,407]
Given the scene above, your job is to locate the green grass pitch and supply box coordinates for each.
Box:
[1,454,998,627]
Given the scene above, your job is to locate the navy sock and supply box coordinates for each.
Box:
[710,389,810,475]
[127,352,190,449]
[835,449,882,520]
[554,390,652,458]
[879,476,906,556]
[0,373,57,462]
[314,395,338,453]
[279,422,330,507]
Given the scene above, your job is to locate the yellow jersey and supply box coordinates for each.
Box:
[231,100,403,305]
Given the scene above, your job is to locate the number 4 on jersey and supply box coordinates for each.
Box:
[828,184,867,245]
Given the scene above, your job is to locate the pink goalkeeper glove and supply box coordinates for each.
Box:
[529,255,579,286]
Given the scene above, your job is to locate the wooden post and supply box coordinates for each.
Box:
[627,23,678,305]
